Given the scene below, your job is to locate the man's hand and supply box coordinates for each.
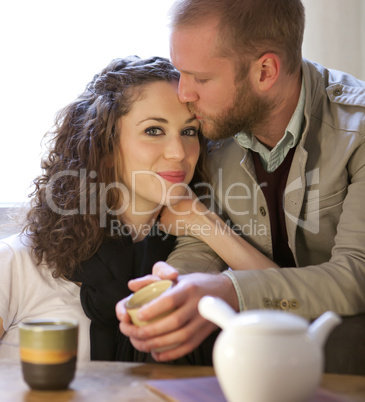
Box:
[127,262,179,292]
[116,262,239,361]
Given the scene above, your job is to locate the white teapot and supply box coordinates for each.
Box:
[198,296,341,402]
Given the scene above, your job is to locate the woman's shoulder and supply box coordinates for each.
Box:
[0,233,32,259]
[0,232,82,300]
[0,233,44,276]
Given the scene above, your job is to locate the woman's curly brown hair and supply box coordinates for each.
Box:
[23,56,209,278]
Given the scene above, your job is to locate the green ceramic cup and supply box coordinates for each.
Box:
[126,280,174,327]
[126,280,179,353]
[19,318,78,391]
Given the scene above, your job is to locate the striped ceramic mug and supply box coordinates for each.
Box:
[19,319,78,390]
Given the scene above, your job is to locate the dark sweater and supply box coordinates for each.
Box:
[252,148,296,267]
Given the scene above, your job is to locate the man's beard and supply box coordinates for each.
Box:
[189,77,274,141]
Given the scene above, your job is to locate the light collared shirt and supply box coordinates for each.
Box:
[235,77,305,172]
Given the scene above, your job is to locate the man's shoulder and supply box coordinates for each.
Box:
[304,59,365,135]
[304,59,365,105]
[304,59,365,88]
[208,137,244,159]
[207,138,245,173]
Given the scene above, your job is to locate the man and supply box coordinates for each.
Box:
[117,0,365,373]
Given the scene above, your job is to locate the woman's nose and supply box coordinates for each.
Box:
[178,75,199,103]
[164,136,186,161]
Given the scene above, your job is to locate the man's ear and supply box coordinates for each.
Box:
[251,53,280,92]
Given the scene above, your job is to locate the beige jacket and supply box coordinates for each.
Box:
[167,59,365,319]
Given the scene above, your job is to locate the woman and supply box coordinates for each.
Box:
[0,56,276,362]
[0,56,201,362]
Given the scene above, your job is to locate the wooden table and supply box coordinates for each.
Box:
[0,359,364,401]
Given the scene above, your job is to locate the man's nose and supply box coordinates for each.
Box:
[178,75,199,103]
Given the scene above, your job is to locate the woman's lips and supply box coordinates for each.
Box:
[157,171,187,183]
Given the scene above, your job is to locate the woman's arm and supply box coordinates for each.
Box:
[159,196,279,271]
[191,210,278,270]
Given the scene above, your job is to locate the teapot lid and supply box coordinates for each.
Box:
[232,310,308,334]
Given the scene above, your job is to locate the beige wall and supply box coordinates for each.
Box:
[302,0,365,81]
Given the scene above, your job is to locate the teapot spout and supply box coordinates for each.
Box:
[308,311,342,348]
[198,296,236,329]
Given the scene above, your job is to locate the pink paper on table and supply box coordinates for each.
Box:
[145,376,348,402]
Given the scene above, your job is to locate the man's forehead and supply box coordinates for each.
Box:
[170,18,219,43]
[170,23,222,71]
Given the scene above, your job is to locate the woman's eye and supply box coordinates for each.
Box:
[145,127,163,136]
[182,127,198,137]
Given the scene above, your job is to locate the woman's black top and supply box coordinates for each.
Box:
[71,227,217,365]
